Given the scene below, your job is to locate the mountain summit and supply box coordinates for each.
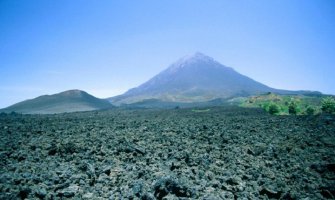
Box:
[109,53,276,105]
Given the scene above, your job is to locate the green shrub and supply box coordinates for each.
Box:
[288,102,298,115]
[305,106,315,115]
[261,103,270,113]
[321,97,335,114]
[268,103,280,115]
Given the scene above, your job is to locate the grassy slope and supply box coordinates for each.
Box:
[230,93,324,115]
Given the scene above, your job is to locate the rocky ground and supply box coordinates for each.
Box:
[0,106,334,199]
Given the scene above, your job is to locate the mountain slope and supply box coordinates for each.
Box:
[109,53,282,105]
[1,90,113,114]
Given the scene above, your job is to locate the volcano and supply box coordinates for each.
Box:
[109,52,283,105]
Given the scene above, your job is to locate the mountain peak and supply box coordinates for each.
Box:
[167,52,218,73]
[59,89,87,97]
[190,52,213,60]
[178,52,215,63]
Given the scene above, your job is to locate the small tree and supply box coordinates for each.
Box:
[306,106,315,115]
[288,102,298,115]
[268,103,280,115]
[321,96,335,114]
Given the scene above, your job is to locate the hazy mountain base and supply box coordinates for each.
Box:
[0,107,334,199]
[118,98,229,109]
[112,93,325,111]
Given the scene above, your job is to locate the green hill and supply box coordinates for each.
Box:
[0,90,113,114]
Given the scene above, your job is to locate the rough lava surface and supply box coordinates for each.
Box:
[0,107,335,199]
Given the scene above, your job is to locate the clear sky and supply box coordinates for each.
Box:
[1,0,334,108]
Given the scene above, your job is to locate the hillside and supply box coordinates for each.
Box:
[0,90,113,114]
[229,92,326,115]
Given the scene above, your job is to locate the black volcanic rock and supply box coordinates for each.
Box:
[0,89,113,114]
[0,107,334,199]
[109,53,277,105]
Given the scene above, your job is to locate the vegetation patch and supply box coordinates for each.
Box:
[321,96,335,114]
[240,93,334,115]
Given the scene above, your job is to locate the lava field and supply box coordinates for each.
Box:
[1,106,334,199]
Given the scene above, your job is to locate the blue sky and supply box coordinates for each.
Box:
[0,0,334,108]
